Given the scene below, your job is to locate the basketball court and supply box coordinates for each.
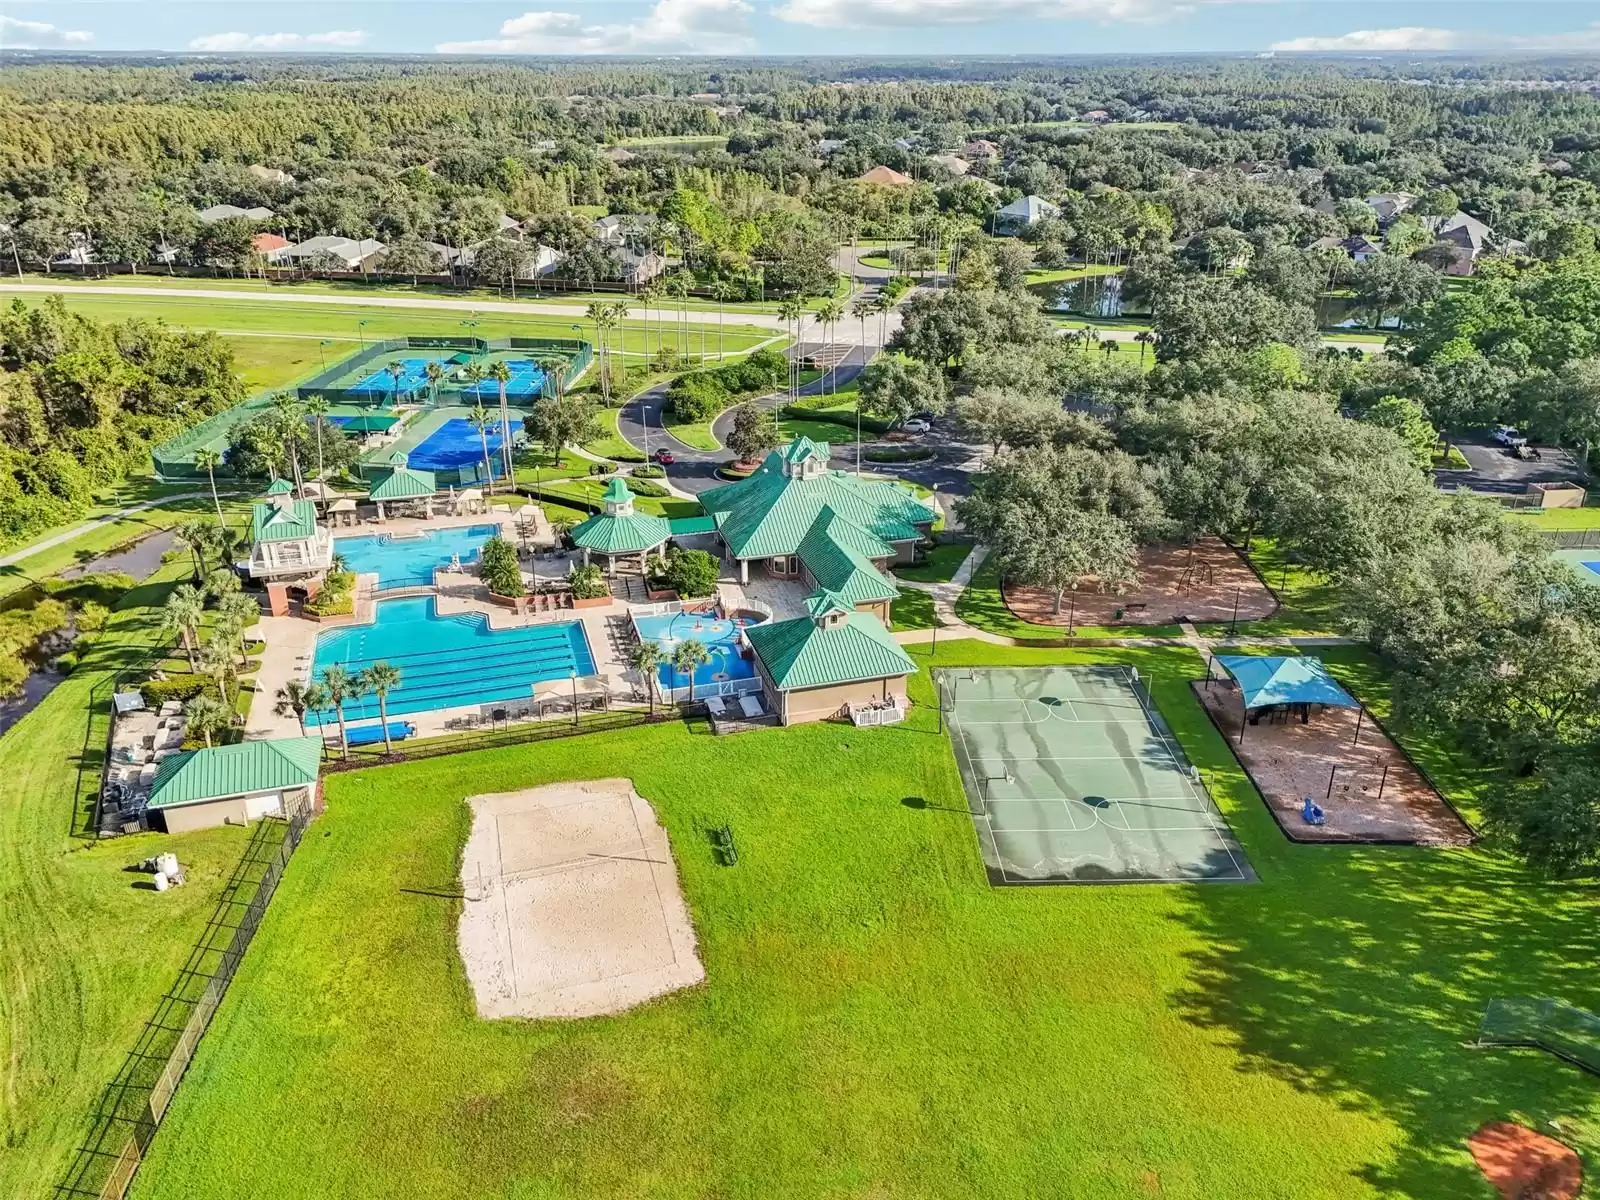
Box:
[939,666,1254,885]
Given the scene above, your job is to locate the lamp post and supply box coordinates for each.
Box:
[1227,586,1241,638]
[318,338,331,372]
[356,318,370,349]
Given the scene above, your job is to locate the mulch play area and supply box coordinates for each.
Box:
[1469,1121,1583,1200]
[1003,537,1277,627]
[1192,672,1474,846]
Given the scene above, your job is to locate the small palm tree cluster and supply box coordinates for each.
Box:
[276,660,403,757]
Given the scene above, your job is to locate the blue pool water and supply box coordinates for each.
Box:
[310,596,595,723]
[335,524,498,589]
[633,607,766,691]
[408,417,522,476]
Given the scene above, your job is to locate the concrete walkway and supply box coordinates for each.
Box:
[0,490,227,568]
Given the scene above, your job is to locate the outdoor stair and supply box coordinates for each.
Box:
[615,574,650,603]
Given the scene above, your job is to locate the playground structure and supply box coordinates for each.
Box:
[152,335,592,481]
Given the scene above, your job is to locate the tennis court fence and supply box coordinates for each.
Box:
[1543,529,1600,551]
[1478,997,1600,1075]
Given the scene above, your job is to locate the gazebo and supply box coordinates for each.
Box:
[1212,655,1360,741]
[367,452,437,520]
[265,477,294,497]
[569,478,671,575]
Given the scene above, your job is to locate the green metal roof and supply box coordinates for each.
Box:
[804,588,853,618]
[569,510,672,555]
[340,414,400,433]
[668,515,717,536]
[781,435,830,465]
[699,446,937,560]
[369,466,438,502]
[796,508,899,607]
[602,476,631,504]
[250,498,320,544]
[265,477,294,496]
[147,736,323,810]
[746,608,917,691]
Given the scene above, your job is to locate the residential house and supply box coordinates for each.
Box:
[146,736,322,834]
[49,232,95,268]
[961,139,1000,161]
[251,232,290,265]
[816,138,846,155]
[197,203,274,224]
[1419,211,1527,275]
[993,194,1060,233]
[281,235,386,271]
[857,166,914,187]
[601,147,639,165]
[1363,192,1417,228]
[247,164,296,186]
[1081,109,1112,123]
[594,214,661,246]
[610,244,668,287]
[1307,234,1383,263]
[930,154,971,178]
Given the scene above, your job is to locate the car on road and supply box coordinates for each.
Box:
[654,448,675,465]
[902,418,931,435]
[1493,425,1528,448]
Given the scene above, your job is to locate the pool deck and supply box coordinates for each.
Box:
[244,506,645,742]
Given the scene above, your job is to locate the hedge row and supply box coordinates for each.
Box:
[667,347,788,422]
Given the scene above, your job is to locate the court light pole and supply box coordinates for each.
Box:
[357,318,370,350]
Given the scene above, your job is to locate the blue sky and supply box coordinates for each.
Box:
[5,1,1600,58]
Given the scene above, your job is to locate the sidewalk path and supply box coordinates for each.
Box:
[0,491,217,569]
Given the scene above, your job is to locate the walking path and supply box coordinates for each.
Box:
[0,491,221,568]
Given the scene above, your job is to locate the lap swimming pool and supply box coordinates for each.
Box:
[335,524,499,589]
[310,596,595,724]
[632,606,766,692]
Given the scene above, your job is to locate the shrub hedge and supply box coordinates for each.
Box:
[667,347,788,422]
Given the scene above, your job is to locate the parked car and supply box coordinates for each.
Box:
[902,418,931,435]
[654,448,675,465]
[1493,425,1527,448]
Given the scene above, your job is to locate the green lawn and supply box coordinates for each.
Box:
[528,477,703,520]
[778,416,859,444]
[124,638,1600,1199]
[0,561,257,1198]
[581,408,646,462]
[892,542,972,584]
[1192,539,1344,640]
[1511,504,1600,530]
[888,586,937,630]
[954,557,1185,640]
[1024,263,1121,287]
[661,407,722,451]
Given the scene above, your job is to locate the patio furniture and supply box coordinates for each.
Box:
[705,696,727,718]
[739,693,765,720]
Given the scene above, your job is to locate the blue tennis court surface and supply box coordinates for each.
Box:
[408,417,522,476]
[309,596,595,722]
[461,359,548,400]
[350,356,450,398]
[1553,549,1600,585]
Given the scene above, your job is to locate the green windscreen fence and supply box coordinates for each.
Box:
[1479,997,1600,1075]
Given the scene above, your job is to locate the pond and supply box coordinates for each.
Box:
[1050,275,1133,317]
[1313,297,1404,331]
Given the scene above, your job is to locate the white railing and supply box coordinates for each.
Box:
[849,700,905,727]
[697,676,764,698]
[737,597,774,621]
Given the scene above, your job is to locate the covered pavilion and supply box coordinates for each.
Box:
[1213,655,1360,741]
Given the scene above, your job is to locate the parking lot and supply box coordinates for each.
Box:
[1435,434,1587,497]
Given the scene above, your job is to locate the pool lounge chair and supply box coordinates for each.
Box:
[739,693,765,720]
[705,696,727,718]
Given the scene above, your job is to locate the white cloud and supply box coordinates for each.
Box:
[776,0,1247,29]
[1272,22,1600,53]
[187,30,368,52]
[437,0,755,53]
[0,15,92,48]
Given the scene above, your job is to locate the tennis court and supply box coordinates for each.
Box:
[940,666,1254,885]
[460,359,547,400]
[1553,548,1600,585]
[349,355,453,400]
[409,415,523,476]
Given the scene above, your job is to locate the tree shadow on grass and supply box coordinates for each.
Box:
[1170,846,1600,1196]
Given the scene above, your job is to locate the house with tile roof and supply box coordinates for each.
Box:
[857,165,914,187]
[571,478,672,573]
[245,491,332,581]
[1419,211,1527,275]
[744,590,917,725]
[148,736,322,833]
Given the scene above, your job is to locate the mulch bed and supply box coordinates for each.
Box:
[1003,537,1277,627]
[1469,1121,1582,1200]
[1192,678,1473,846]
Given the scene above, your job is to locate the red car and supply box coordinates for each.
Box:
[654,448,675,465]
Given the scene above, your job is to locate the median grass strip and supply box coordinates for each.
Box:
[124,637,1599,1200]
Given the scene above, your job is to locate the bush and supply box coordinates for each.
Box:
[667,347,791,421]
[863,446,936,463]
[303,591,354,617]
[479,534,525,598]
[631,463,665,479]
[140,676,218,704]
[624,478,669,498]
[649,548,719,599]
[569,563,609,600]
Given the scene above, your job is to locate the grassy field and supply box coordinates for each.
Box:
[0,561,256,1198]
[892,542,972,584]
[661,407,722,451]
[525,477,703,521]
[581,407,646,462]
[123,638,1600,1199]
[1511,504,1600,530]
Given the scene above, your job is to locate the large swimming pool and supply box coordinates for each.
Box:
[335,524,498,589]
[310,596,595,723]
[632,607,765,692]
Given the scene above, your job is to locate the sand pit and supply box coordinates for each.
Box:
[1193,679,1473,846]
[1469,1121,1583,1200]
[1003,537,1277,628]
[458,778,704,1019]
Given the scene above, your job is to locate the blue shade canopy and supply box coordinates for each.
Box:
[1215,655,1359,710]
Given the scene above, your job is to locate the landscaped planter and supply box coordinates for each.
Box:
[572,593,612,610]
[485,591,526,611]
[646,588,680,602]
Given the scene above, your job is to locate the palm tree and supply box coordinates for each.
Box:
[161,584,205,671]
[274,678,321,736]
[671,639,711,704]
[535,355,568,405]
[608,300,631,389]
[628,640,663,713]
[386,360,406,406]
[851,293,874,363]
[320,664,356,758]
[270,392,306,497]
[586,301,616,405]
[817,297,846,395]
[193,447,226,526]
[424,359,444,406]
[174,519,219,582]
[1133,330,1156,366]
[200,632,237,699]
[302,393,331,482]
[183,693,232,749]
[359,662,403,754]
[708,281,731,360]
[777,297,806,403]
[487,360,514,480]
[468,404,498,495]
[218,592,260,667]
[641,279,666,358]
